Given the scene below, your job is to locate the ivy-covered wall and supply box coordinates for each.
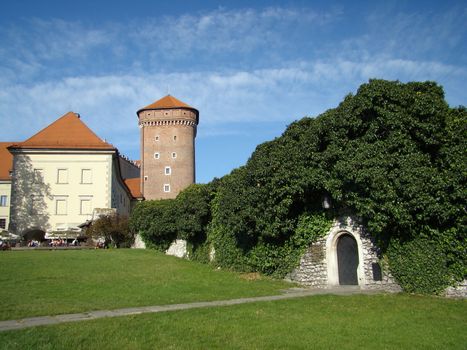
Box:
[130,79,466,295]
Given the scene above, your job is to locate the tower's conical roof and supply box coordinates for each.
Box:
[137,95,199,122]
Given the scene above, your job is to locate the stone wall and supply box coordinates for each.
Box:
[132,233,146,249]
[287,216,401,291]
[286,237,328,287]
[444,279,467,298]
[166,239,187,258]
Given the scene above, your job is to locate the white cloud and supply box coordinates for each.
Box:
[1,56,464,144]
[0,3,465,165]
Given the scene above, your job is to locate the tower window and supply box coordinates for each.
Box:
[164,184,170,193]
[144,176,148,181]
[165,166,171,175]
[155,136,159,142]
[172,152,177,159]
[173,135,177,141]
[154,152,160,159]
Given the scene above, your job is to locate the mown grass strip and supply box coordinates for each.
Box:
[0,294,465,349]
[0,249,290,320]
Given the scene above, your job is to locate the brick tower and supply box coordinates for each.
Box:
[137,95,199,200]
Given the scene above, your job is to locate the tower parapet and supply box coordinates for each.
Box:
[137,95,199,200]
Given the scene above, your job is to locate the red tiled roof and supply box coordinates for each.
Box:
[124,178,143,199]
[137,94,198,116]
[0,142,14,181]
[140,95,194,110]
[9,112,115,150]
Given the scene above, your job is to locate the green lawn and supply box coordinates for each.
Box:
[1,294,465,349]
[0,249,290,320]
[1,249,465,349]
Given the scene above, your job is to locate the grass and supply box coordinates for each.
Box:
[0,293,465,349]
[1,249,465,349]
[0,249,290,320]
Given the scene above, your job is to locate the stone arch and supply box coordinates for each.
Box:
[326,220,365,287]
[22,228,46,242]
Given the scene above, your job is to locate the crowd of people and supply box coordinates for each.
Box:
[0,237,107,249]
[0,240,11,250]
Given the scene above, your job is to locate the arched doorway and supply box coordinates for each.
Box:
[337,234,359,285]
[22,229,46,242]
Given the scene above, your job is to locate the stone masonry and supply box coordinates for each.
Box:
[287,216,401,291]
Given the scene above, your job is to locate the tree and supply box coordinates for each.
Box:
[86,214,133,248]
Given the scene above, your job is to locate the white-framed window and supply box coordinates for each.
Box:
[144,176,148,181]
[163,184,170,193]
[154,152,160,159]
[57,169,68,184]
[81,169,92,184]
[80,199,92,215]
[173,135,177,141]
[165,166,171,175]
[55,198,67,215]
[172,152,177,159]
[0,218,6,229]
[33,169,44,183]
[0,195,7,207]
[155,135,160,142]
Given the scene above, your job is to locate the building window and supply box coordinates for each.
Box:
[173,135,177,141]
[57,169,68,184]
[155,136,160,142]
[165,166,171,175]
[172,152,177,159]
[154,152,160,159]
[0,195,7,207]
[0,218,6,229]
[163,184,170,193]
[33,169,44,183]
[144,176,148,181]
[55,199,67,215]
[80,199,92,215]
[81,169,92,184]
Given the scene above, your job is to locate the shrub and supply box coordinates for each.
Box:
[86,214,134,248]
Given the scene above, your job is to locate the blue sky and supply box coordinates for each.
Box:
[1,0,466,184]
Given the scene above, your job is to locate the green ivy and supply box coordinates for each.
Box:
[387,238,450,294]
[129,80,466,293]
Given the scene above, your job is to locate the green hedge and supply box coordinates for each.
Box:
[387,238,450,294]
[130,80,466,292]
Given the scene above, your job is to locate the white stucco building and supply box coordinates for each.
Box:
[0,143,13,232]
[3,112,141,240]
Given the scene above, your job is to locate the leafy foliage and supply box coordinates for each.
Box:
[387,238,450,294]
[86,214,133,248]
[129,199,178,251]
[130,80,466,292]
[130,183,214,255]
